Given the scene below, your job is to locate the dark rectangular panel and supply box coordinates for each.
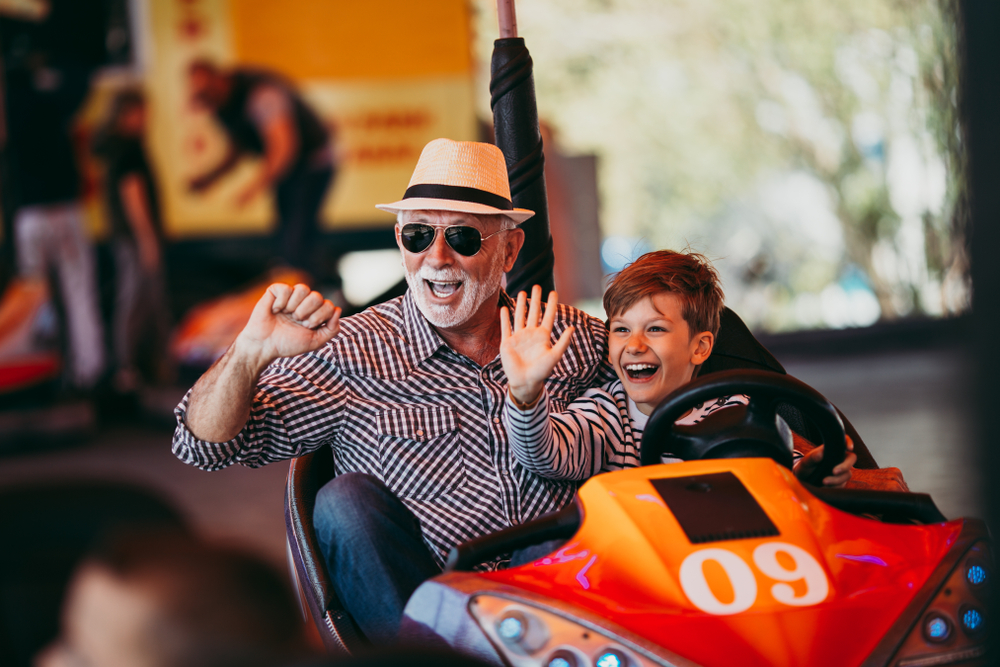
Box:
[650,472,779,544]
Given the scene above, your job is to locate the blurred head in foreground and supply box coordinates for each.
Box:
[36,532,309,667]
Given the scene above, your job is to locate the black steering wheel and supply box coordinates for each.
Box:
[641,369,847,485]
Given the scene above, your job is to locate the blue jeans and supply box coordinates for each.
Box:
[314,473,568,644]
[313,473,440,644]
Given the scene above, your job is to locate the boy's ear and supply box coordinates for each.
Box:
[690,331,714,366]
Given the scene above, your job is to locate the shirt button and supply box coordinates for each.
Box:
[416,429,424,437]
[493,417,500,424]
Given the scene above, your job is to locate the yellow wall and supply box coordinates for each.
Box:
[228,0,472,80]
[142,0,477,238]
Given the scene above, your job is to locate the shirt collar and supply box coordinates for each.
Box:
[401,289,515,366]
[401,291,445,364]
[628,397,649,432]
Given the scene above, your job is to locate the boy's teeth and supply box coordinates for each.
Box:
[624,363,658,379]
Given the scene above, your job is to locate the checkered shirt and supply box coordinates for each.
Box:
[172,291,613,567]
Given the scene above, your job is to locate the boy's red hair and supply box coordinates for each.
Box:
[603,250,724,337]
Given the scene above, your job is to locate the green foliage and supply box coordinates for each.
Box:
[472,0,965,329]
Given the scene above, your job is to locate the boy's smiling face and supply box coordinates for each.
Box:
[609,292,714,416]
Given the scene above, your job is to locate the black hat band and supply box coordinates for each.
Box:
[403,184,513,211]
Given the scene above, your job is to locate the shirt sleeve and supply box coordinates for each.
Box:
[503,387,612,481]
[247,84,293,128]
[171,353,348,471]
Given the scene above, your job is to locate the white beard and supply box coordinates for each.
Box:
[406,252,506,329]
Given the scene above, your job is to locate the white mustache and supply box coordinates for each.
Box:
[416,267,468,283]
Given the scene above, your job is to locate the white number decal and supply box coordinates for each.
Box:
[679,542,829,615]
[679,548,758,615]
[752,542,829,606]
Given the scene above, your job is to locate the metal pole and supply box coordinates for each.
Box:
[497,0,518,39]
[491,0,556,298]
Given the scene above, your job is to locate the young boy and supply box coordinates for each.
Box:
[500,250,854,486]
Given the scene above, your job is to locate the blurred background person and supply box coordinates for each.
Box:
[92,88,172,395]
[186,59,335,279]
[5,44,105,391]
[36,531,313,667]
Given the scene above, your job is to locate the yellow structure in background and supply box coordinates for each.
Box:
[228,1,473,79]
[143,0,477,238]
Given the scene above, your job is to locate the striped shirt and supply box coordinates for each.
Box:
[504,380,799,480]
[172,291,614,567]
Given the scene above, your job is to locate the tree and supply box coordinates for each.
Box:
[472,0,964,329]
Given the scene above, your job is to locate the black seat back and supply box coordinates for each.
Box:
[701,307,787,376]
[284,451,366,655]
[701,307,879,469]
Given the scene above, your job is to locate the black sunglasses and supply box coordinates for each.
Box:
[398,223,507,257]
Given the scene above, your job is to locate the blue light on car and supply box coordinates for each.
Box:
[497,615,525,642]
[546,650,578,667]
[596,650,625,667]
[923,614,951,642]
[961,607,985,634]
[966,563,988,587]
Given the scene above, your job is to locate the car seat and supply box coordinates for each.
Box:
[284,450,367,655]
[702,307,879,469]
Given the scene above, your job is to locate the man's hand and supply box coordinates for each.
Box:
[185,283,339,444]
[500,286,575,407]
[234,283,341,370]
[794,437,857,487]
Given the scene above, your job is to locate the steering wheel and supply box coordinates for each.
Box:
[641,369,847,485]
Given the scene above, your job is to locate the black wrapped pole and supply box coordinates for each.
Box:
[491,32,556,298]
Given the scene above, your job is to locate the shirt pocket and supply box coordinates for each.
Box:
[375,406,465,500]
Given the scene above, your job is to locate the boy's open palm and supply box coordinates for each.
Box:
[238,283,342,364]
[500,286,575,406]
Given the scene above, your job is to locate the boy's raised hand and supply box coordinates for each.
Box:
[500,285,575,407]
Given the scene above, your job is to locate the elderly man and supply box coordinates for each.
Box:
[173,139,612,642]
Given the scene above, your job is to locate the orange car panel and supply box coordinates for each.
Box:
[480,459,963,667]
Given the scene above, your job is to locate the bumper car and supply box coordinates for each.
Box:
[0,279,61,397]
[170,268,311,371]
[285,368,988,665]
[388,370,989,667]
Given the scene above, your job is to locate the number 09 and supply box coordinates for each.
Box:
[679,542,829,615]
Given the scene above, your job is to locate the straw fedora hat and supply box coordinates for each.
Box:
[376,138,535,224]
